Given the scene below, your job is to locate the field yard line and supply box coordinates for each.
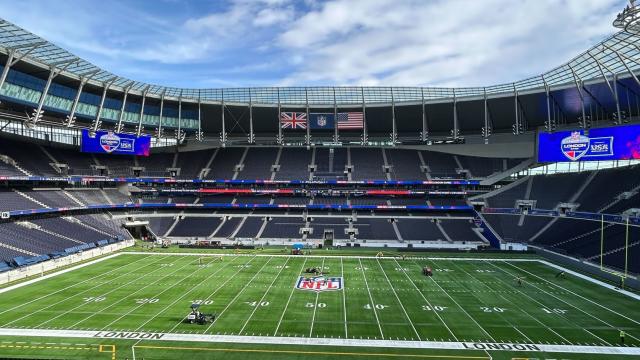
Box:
[1,254,172,327]
[410,259,495,342]
[273,258,308,336]
[358,257,385,340]
[133,256,241,332]
[478,261,573,344]
[512,261,640,323]
[163,256,259,334]
[0,253,153,315]
[239,257,291,335]
[496,262,640,343]
[308,257,326,337]
[97,256,224,331]
[375,258,421,341]
[202,257,274,334]
[444,260,535,344]
[46,256,193,329]
[392,258,458,341]
[340,257,348,339]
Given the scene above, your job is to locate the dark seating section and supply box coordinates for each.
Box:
[169,217,222,237]
[205,148,245,179]
[439,219,481,241]
[276,148,311,180]
[396,219,444,241]
[386,149,424,180]
[239,148,279,179]
[351,148,384,180]
[261,217,304,239]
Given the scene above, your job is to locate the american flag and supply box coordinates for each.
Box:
[280,112,307,129]
[337,112,364,129]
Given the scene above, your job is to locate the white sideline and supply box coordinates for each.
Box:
[0,328,638,355]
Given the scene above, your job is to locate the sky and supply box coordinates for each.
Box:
[0,0,625,89]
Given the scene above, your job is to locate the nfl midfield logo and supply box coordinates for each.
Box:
[100,132,122,153]
[296,276,343,292]
[560,131,590,161]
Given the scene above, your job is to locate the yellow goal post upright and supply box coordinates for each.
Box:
[599,215,631,285]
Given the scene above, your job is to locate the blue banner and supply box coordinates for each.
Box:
[538,124,640,162]
[308,113,335,130]
[81,129,151,156]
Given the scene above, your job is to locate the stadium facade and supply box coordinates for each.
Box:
[0,18,639,149]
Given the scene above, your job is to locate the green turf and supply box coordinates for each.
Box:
[0,253,637,360]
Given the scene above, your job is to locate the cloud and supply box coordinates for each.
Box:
[0,0,625,88]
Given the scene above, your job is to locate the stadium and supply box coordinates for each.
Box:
[0,1,638,359]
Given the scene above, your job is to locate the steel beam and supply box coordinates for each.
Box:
[391,87,397,144]
[33,58,78,124]
[305,87,310,146]
[248,88,254,144]
[94,77,117,131]
[116,82,134,133]
[157,90,165,139]
[421,88,427,142]
[136,85,150,136]
[568,64,588,128]
[221,89,226,145]
[333,87,338,143]
[361,87,367,145]
[0,42,46,91]
[66,70,99,127]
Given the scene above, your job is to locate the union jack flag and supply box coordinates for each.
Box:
[280,112,307,129]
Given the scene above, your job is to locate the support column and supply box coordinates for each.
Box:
[361,87,367,145]
[136,86,150,136]
[0,42,46,91]
[391,87,397,144]
[483,88,491,141]
[177,95,183,143]
[220,89,226,145]
[116,83,133,133]
[248,89,254,144]
[305,88,311,146]
[277,88,283,144]
[333,88,338,144]
[197,96,202,141]
[33,59,77,125]
[590,53,621,122]
[543,77,553,132]
[513,84,520,135]
[93,78,116,132]
[66,71,97,127]
[568,65,587,129]
[157,90,165,139]
[452,89,459,139]
[421,88,427,142]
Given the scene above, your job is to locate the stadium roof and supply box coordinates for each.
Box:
[0,18,639,106]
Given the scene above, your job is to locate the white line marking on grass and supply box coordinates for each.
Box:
[445,260,534,344]
[374,258,421,341]
[482,268,573,344]
[495,262,639,343]
[0,253,154,315]
[411,259,496,342]
[514,261,640,322]
[358,258,384,340]
[132,256,240,332]
[309,257,326,337]
[340,257,348,339]
[52,256,193,329]
[239,257,291,335]
[97,256,221,331]
[1,255,171,328]
[391,258,458,341]
[273,258,308,336]
[203,257,274,334]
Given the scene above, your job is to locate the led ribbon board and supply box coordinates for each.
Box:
[538,124,640,162]
[81,129,151,156]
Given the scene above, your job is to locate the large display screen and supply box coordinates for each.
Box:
[81,129,151,156]
[538,124,640,162]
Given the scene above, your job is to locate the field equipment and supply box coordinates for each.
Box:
[185,303,215,325]
[423,266,433,276]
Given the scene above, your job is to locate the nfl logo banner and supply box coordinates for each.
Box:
[309,113,335,130]
[295,276,343,292]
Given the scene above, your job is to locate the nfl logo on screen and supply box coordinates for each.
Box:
[100,132,122,153]
[296,276,343,292]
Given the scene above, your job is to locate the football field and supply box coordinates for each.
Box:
[0,252,638,360]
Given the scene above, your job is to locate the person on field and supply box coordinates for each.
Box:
[620,330,625,344]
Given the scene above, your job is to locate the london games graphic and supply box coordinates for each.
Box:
[99,132,135,153]
[560,131,613,161]
[296,276,343,292]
